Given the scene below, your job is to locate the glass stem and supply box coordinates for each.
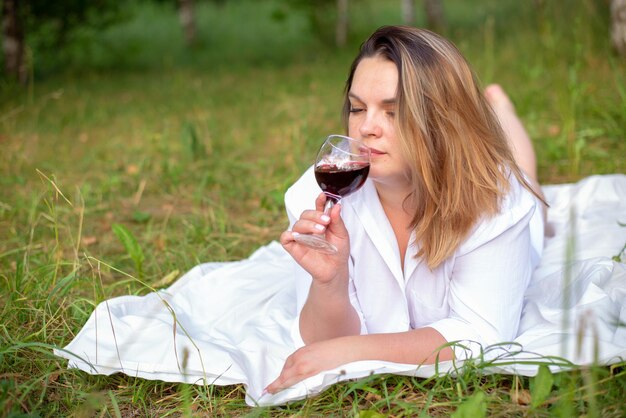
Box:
[323,198,335,216]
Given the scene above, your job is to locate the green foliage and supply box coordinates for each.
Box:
[358,410,386,418]
[17,0,128,75]
[182,121,206,160]
[530,365,554,408]
[451,390,486,418]
[18,0,320,77]
[24,0,125,31]
[132,210,152,223]
[112,223,145,279]
[283,0,341,45]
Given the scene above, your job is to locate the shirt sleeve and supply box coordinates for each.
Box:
[427,180,544,359]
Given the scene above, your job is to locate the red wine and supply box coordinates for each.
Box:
[315,162,370,202]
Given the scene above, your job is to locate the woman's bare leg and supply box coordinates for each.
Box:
[484,84,548,225]
[484,84,538,181]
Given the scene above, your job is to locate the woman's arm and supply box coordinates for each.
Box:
[265,327,453,394]
[282,192,362,343]
[299,274,361,343]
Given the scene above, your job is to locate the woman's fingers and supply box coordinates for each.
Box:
[280,195,349,266]
[265,357,294,394]
[264,341,349,395]
[290,209,331,235]
[279,230,296,246]
[293,219,328,235]
[285,193,336,237]
[326,203,348,239]
[315,192,328,212]
[265,371,297,395]
[281,203,347,253]
[264,353,318,395]
[297,208,328,222]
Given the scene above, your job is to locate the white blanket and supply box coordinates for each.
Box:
[54,174,626,406]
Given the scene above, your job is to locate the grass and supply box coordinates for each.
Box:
[1,0,625,416]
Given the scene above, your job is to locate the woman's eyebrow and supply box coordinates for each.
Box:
[348,92,363,102]
[348,92,397,104]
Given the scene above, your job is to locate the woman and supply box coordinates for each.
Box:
[56,25,625,405]
[266,26,546,394]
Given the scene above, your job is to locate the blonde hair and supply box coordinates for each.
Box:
[343,26,539,269]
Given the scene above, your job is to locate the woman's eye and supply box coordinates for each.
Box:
[349,107,364,113]
[386,111,395,117]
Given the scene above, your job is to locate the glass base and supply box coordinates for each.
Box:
[293,233,338,254]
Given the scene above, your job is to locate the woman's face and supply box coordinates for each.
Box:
[348,55,410,189]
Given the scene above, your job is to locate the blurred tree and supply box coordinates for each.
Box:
[178,0,197,45]
[401,0,446,33]
[423,0,446,33]
[1,0,124,82]
[2,0,26,82]
[612,0,626,55]
[401,0,416,26]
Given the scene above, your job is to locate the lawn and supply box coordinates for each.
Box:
[1,0,625,416]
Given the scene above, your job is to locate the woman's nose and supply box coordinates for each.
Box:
[358,112,383,138]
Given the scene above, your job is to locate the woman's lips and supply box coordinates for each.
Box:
[369,147,386,156]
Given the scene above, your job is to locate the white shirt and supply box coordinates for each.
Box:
[285,166,544,358]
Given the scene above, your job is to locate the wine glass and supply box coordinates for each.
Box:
[293,134,371,254]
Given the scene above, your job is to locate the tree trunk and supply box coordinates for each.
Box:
[336,0,349,47]
[179,0,197,46]
[402,0,416,26]
[612,0,626,56]
[423,0,446,33]
[2,0,26,83]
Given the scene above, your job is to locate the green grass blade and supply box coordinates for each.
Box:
[111,223,145,278]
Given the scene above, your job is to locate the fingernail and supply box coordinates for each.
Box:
[292,232,300,237]
[320,215,330,222]
[314,224,325,231]
[262,388,269,396]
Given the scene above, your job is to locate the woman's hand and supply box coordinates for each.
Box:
[264,329,454,395]
[264,338,353,395]
[280,193,350,284]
